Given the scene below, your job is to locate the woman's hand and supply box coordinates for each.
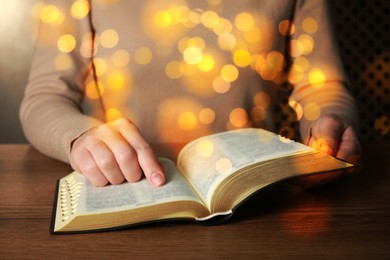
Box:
[293,115,362,188]
[70,118,165,187]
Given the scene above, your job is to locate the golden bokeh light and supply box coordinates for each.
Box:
[279,19,295,36]
[154,10,173,28]
[106,108,122,122]
[213,18,233,36]
[298,34,314,54]
[134,47,153,65]
[195,139,214,157]
[199,108,216,125]
[100,29,119,48]
[233,49,252,68]
[165,60,183,79]
[201,10,220,28]
[213,76,230,93]
[220,64,239,82]
[198,54,215,72]
[183,46,203,65]
[71,0,90,20]
[112,50,131,67]
[92,58,108,76]
[57,34,76,53]
[303,102,321,121]
[288,64,304,84]
[309,68,326,86]
[302,17,319,34]
[243,27,262,44]
[267,51,285,72]
[39,4,64,25]
[106,72,125,91]
[289,39,304,57]
[229,107,248,128]
[178,111,197,130]
[253,91,270,109]
[235,12,255,32]
[54,54,72,71]
[218,34,237,51]
[215,157,233,174]
[86,80,104,99]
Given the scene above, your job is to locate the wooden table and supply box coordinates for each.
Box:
[1,142,389,259]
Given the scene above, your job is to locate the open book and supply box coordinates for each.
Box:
[51,128,353,233]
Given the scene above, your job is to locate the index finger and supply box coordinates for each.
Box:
[114,118,166,187]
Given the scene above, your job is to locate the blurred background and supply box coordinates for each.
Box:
[0,0,389,144]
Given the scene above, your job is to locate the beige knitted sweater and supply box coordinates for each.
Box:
[20,0,358,163]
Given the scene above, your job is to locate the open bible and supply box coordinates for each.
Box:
[51,128,353,233]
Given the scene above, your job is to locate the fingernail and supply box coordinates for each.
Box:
[151,172,164,187]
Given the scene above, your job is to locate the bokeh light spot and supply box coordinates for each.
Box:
[196,139,214,157]
[57,34,76,53]
[235,12,255,32]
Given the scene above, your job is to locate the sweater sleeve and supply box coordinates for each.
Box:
[20,0,102,163]
[288,0,359,142]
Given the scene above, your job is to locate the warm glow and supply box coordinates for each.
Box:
[165,61,183,79]
[233,49,252,68]
[220,64,239,82]
[57,34,76,53]
[288,64,304,84]
[279,19,295,36]
[215,158,233,174]
[178,112,197,130]
[298,34,314,54]
[201,10,220,28]
[86,81,104,99]
[199,108,215,124]
[243,27,262,44]
[93,58,108,76]
[154,10,173,28]
[183,46,203,65]
[195,139,214,157]
[106,108,122,122]
[267,51,285,72]
[100,29,119,48]
[235,12,255,32]
[106,72,125,90]
[289,39,304,57]
[135,47,153,65]
[309,68,326,86]
[213,18,233,36]
[229,107,248,128]
[218,34,237,50]
[54,54,72,71]
[294,57,309,71]
[39,5,64,25]
[302,17,319,34]
[253,91,270,109]
[71,0,90,20]
[213,76,230,93]
[260,64,277,81]
[303,102,321,121]
[198,54,215,72]
[112,50,131,67]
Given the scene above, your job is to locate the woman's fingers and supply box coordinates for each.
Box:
[70,118,165,187]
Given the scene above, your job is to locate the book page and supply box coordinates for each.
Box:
[177,128,312,208]
[72,158,203,214]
